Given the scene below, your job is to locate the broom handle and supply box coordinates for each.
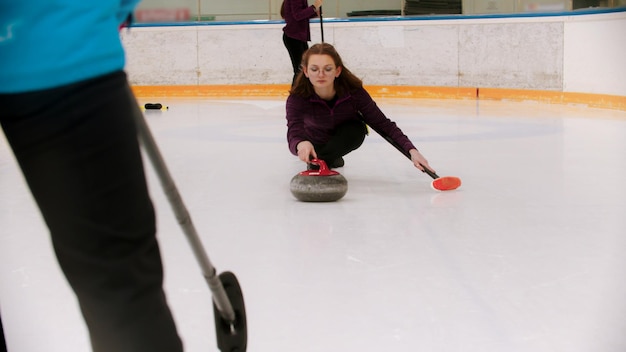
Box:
[319,6,324,42]
[132,103,236,323]
[365,122,440,180]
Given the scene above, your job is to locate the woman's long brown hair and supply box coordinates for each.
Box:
[290,43,363,98]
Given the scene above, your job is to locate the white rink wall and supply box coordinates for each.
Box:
[121,10,626,97]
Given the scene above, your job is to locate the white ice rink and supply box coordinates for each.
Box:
[1,97,625,352]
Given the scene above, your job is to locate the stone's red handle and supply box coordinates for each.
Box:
[299,158,340,176]
[311,158,331,174]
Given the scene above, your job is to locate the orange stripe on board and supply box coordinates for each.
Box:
[131,85,477,100]
[131,84,292,98]
[479,88,626,111]
[365,86,478,99]
[131,85,626,111]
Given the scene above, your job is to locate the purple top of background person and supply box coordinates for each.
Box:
[282,0,318,42]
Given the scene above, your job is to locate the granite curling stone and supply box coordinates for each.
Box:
[290,159,348,202]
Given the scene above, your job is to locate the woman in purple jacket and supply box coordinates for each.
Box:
[286,43,435,173]
[281,0,323,85]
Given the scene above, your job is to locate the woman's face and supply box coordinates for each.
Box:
[304,54,342,91]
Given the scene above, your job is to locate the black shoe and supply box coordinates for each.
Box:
[329,157,344,168]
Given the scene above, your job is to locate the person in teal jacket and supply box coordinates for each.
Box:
[0,1,183,351]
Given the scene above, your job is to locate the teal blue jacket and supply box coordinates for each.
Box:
[0,0,139,93]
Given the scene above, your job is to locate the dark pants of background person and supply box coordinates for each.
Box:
[313,120,368,167]
[0,71,183,352]
[283,33,309,86]
[0,313,6,352]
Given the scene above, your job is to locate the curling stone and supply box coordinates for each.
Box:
[290,159,348,202]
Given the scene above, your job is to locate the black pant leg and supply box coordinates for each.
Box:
[0,72,183,352]
[0,311,6,352]
[315,120,368,163]
[283,33,309,85]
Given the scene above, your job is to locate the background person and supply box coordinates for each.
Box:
[281,0,323,85]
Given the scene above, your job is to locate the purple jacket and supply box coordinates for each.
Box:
[286,87,417,155]
[282,0,317,42]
